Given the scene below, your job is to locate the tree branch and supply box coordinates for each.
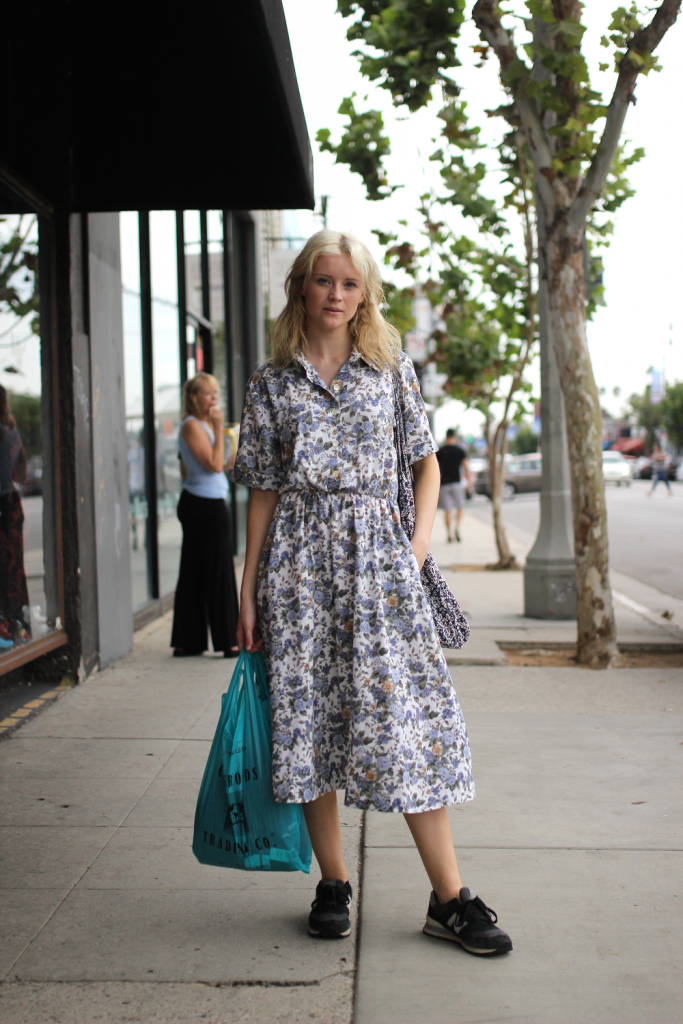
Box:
[472,0,555,213]
[568,0,681,233]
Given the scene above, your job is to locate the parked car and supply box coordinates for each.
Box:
[633,456,652,480]
[465,456,487,498]
[602,450,632,486]
[632,453,679,481]
[475,452,542,500]
[22,456,43,496]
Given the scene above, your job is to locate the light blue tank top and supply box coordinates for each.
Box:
[179,417,228,499]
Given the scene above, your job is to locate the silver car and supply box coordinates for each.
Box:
[475,453,542,500]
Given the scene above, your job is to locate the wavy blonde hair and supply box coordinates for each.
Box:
[182,372,220,419]
[270,230,401,369]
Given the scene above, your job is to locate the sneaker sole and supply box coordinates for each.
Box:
[308,924,351,939]
[423,917,512,956]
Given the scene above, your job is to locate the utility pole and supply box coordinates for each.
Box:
[523,213,576,619]
[524,20,576,620]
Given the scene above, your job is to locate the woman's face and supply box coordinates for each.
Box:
[195,381,219,419]
[302,255,365,338]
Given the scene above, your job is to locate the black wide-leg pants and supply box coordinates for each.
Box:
[170,489,239,654]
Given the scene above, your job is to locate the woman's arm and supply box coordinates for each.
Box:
[237,488,280,652]
[181,411,225,473]
[410,452,440,570]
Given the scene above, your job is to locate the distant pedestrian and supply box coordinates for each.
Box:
[436,429,472,542]
[171,372,239,657]
[233,230,511,956]
[647,443,672,496]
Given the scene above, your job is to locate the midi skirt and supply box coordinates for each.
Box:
[258,489,475,813]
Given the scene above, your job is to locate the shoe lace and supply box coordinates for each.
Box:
[464,895,498,926]
[316,883,351,911]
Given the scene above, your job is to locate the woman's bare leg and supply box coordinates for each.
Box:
[404,807,463,903]
[302,791,348,882]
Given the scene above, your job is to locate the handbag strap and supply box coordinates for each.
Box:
[392,367,417,537]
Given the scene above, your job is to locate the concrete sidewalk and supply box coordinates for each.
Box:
[0,618,363,1023]
[1,511,682,1023]
[356,511,683,1024]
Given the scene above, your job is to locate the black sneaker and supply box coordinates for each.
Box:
[423,887,512,956]
[308,879,352,939]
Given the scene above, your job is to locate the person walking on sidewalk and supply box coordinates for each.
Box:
[436,429,472,543]
[171,372,239,657]
[233,231,511,957]
[647,443,673,496]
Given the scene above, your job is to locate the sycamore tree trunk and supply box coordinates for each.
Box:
[546,229,620,666]
[486,418,518,570]
[472,0,680,665]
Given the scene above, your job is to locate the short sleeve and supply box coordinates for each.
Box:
[398,353,438,466]
[232,369,284,491]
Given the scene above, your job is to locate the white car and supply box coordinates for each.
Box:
[602,450,632,486]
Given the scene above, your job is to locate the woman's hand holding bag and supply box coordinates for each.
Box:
[193,649,312,872]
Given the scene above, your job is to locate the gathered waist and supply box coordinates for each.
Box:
[279,487,394,501]
[277,489,397,513]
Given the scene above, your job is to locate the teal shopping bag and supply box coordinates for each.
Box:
[192,649,312,872]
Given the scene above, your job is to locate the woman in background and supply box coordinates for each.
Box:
[0,385,30,649]
[171,372,239,657]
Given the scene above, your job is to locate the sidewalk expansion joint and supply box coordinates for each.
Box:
[364,845,683,852]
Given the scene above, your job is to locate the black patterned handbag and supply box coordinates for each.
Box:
[392,369,470,650]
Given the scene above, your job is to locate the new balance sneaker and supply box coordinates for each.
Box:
[308,879,353,939]
[423,887,512,956]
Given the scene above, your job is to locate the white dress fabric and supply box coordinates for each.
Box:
[233,350,474,812]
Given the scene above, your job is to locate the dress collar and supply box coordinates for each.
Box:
[293,347,378,373]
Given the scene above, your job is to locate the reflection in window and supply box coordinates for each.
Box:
[150,212,183,599]
[0,214,59,657]
[121,212,151,610]
[184,211,201,378]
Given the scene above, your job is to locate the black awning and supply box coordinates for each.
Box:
[0,0,314,213]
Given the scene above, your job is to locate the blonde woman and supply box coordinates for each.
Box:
[233,232,511,955]
[171,372,238,657]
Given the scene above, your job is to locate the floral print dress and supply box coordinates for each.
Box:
[233,350,474,813]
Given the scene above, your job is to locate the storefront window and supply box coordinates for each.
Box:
[0,212,61,663]
[120,207,255,623]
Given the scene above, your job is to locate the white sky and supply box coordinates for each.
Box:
[281,0,683,440]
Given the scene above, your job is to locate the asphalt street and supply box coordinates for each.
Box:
[467,476,683,601]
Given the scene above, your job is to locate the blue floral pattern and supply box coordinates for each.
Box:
[233,350,474,812]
